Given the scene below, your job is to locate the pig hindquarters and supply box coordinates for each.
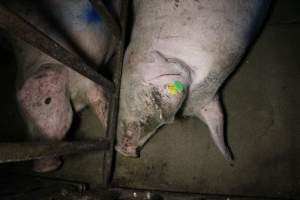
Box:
[116,0,271,160]
[7,0,116,172]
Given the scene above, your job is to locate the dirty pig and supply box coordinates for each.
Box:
[116,0,271,160]
[3,0,120,172]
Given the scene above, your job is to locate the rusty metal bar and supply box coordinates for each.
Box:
[102,0,130,187]
[0,140,110,164]
[89,0,121,40]
[0,4,115,93]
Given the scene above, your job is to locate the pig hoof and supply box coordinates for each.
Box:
[32,157,63,173]
[115,145,140,157]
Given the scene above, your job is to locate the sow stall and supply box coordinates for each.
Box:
[0,0,299,199]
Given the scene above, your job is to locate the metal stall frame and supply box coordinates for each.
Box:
[0,0,129,188]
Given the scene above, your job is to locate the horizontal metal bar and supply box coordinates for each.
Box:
[0,140,110,164]
[0,4,115,93]
[89,0,121,40]
[0,174,88,198]
[111,188,292,200]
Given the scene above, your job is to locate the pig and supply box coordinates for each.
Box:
[3,0,119,172]
[115,0,271,160]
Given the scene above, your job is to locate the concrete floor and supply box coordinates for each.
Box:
[0,0,299,199]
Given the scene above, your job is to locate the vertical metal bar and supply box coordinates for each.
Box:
[102,0,129,188]
[0,4,115,93]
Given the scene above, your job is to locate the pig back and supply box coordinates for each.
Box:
[4,0,116,72]
[130,0,271,76]
[129,0,271,110]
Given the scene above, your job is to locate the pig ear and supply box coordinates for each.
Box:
[148,50,192,85]
[166,57,193,84]
[150,50,168,63]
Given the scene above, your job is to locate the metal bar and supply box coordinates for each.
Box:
[0,174,88,197]
[0,140,110,164]
[111,188,293,200]
[89,0,121,40]
[26,175,88,193]
[102,0,130,187]
[0,4,115,93]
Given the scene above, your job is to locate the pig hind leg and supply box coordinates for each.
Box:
[86,84,109,129]
[32,157,63,173]
[194,95,233,161]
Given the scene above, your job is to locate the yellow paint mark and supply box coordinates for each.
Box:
[167,83,178,95]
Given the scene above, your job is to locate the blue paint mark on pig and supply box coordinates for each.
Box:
[83,4,102,23]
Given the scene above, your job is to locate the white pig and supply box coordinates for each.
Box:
[3,0,119,172]
[115,0,271,160]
